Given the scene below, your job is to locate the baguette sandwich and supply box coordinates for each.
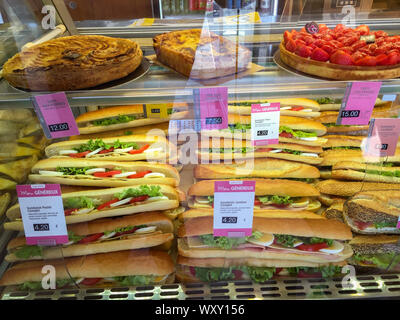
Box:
[323,200,345,223]
[177,216,353,263]
[187,179,321,212]
[4,184,179,229]
[315,97,390,111]
[0,249,175,290]
[29,158,180,187]
[343,190,400,234]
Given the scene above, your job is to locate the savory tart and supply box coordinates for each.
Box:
[3,35,143,91]
[153,29,251,79]
[280,24,400,80]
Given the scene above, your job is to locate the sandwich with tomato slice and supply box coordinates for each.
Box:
[200,114,327,146]
[343,190,400,235]
[4,184,179,230]
[44,135,176,163]
[176,255,347,283]
[5,211,174,262]
[194,158,320,181]
[228,98,320,118]
[76,103,188,135]
[177,216,353,263]
[187,179,321,212]
[197,137,324,165]
[29,158,180,187]
[349,235,400,272]
[0,249,175,290]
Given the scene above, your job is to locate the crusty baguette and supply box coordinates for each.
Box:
[315,179,400,197]
[29,159,180,187]
[228,106,320,118]
[349,235,400,256]
[177,238,353,262]
[317,193,347,207]
[180,208,325,220]
[323,200,345,222]
[178,216,352,240]
[194,159,320,179]
[187,178,320,197]
[323,135,365,148]
[228,98,320,111]
[0,249,174,286]
[5,184,179,223]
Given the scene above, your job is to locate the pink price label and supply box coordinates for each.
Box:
[363,118,400,157]
[397,217,400,229]
[337,82,382,126]
[33,92,80,139]
[16,184,68,246]
[251,103,280,146]
[196,87,228,130]
[213,180,255,237]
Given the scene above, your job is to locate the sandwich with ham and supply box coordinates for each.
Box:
[45,135,176,163]
[343,190,400,235]
[200,114,327,146]
[187,179,321,212]
[177,216,353,263]
[194,158,320,181]
[5,211,173,262]
[29,158,180,187]
[0,249,175,290]
[198,137,324,165]
[4,184,179,230]
[349,235,400,272]
[176,255,346,283]
[228,98,320,118]
[76,103,187,134]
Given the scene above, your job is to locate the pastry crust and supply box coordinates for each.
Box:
[279,42,400,80]
[153,29,251,79]
[3,35,143,91]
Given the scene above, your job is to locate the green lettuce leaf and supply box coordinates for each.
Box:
[287,266,341,278]
[92,115,136,126]
[64,196,98,209]
[228,123,252,133]
[194,267,237,282]
[56,167,94,175]
[279,126,317,138]
[113,275,155,286]
[258,195,293,205]
[246,267,275,282]
[316,97,342,104]
[14,245,43,259]
[114,185,162,200]
[199,232,261,250]
[74,139,138,153]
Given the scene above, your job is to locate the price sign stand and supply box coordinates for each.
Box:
[250,103,280,146]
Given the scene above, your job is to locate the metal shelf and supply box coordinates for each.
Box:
[2,274,400,300]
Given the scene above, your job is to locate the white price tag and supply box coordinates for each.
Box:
[213,180,255,237]
[16,184,68,246]
[250,103,280,146]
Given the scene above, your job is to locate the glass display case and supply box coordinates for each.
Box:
[0,0,400,301]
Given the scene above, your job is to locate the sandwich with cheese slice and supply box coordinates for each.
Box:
[4,184,179,230]
[5,211,174,262]
[29,158,180,187]
[187,179,321,212]
[228,98,320,118]
[177,216,353,263]
[0,249,175,290]
[200,114,327,146]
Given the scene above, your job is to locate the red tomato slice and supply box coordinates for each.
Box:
[233,270,243,280]
[275,268,283,275]
[93,170,122,178]
[69,151,90,158]
[98,147,114,154]
[291,106,304,111]
[64,208,76,216]
[257,148,273,152]
[127,170,153,179]
[128,144,150,155]
[114,227,139,238]
[297,271,323,278]
[80,278,103,286]
[129,195,150,203]
[254,199,262,206]
[189,266,196,277]
[279,131,293,138]
[297,243,329,252]
[97,198,119,211]
[271,203,289,209]
[78,233,104,244]
[354,220,372,230]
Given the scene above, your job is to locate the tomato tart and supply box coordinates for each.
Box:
[280,24,400,80]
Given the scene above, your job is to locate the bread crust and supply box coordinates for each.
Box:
[332,169,400,184]
[187,178,320,197]
[228,98,320,111]
[194,159,320,179]
[0,250,174,286]
[3,35,143,91]
[178,216,352,240]
[279,42,400,80]
[323,135,365,148]
[177,238,353,262]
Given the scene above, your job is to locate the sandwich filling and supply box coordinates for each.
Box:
[193,195,314,210]
[206,147,319,158]
[351,253,400,269]
[10,224,159,259]
[229,101,313,113]
[57,139,164,158]
[62,185,168,216]
[37,166,166,180]
[186,232,345,256]
[179,264,343,282]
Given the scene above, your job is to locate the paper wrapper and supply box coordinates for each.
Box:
[147,54,265,86]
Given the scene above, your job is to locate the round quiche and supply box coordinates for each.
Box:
[280,24,400,80]
[3,35,143,91]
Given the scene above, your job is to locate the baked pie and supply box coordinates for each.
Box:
[3,35,143,91]
[153,29,251,79]
[280,24,400,80]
